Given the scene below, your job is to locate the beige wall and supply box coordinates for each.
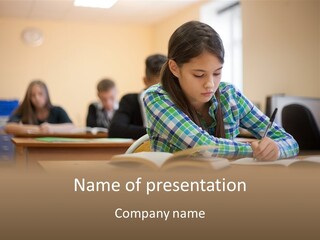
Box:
[153,1,206,54]
[242,0,320,110]
[0,18,152,126]
[0,0,319,126]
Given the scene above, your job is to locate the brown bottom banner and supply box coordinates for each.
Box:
[1,161,320,240]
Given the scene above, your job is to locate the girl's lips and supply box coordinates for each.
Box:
[201,92,213,97]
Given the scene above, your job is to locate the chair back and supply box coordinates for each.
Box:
[282,104,320,150]
[125,134,151,153]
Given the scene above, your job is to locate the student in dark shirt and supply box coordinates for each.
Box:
[109,54,167,139]
[86,79,118,129]
[5,80,74,134]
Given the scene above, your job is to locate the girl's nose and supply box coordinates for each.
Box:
[204,76,214,89]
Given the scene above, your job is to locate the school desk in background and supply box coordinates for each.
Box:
[12,137,133,169]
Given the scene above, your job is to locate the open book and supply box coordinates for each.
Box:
[85,127,108,134]
[110,145,230,171]
[231,156,320,166]
[71,127,109,134]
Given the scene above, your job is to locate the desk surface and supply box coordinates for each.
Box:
[12,137,133,148]
[11,132,108,138]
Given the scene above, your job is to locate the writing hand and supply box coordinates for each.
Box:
[251,137,280,161]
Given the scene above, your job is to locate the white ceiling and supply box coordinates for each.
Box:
[0,0,201,24]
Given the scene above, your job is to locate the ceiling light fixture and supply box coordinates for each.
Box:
[74,0,118,9]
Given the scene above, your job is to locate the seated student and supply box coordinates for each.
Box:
[86,79,118,129]
[5,80,74,134]
[143,21,299,161]
[109,54,167,139]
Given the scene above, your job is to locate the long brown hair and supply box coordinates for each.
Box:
[161,21,226,137]
[13,80,52,124]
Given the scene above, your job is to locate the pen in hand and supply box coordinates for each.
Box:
[262,108,278,138]
[253,108,278,161]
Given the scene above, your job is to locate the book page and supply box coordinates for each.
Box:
[231,157,320,166]
[163,156,230,170]
[209,158,231,170]
[87,127,109,134]
[231,158,300,166]
[110,152,173,168]
[110,150,229,171]
[170,145,218,159]
[70,127,109,134]
[301,156,320,161]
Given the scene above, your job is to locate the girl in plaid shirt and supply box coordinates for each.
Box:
[144,21,298,160]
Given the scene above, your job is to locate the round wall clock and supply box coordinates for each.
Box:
[21,28,44,46]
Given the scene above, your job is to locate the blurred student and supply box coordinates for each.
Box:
[109,54,167,139]
[143,21,299,160]
[86,79,118,129]
[5,80,74,134]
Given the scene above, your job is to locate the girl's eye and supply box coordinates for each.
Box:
[194,74,204,78]
[213,72,221,76]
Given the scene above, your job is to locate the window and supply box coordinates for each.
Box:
[201,1,243,91]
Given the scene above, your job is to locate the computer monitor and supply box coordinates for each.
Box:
[265,94,320,129]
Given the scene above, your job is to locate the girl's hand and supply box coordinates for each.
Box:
[251,137,280,161]
[39,123,53,133]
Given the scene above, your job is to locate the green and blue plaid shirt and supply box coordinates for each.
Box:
[144,82,299,159]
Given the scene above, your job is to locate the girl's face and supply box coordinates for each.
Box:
[169,51,223,110]
[30,84,47,109]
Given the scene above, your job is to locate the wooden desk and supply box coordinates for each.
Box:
[11,132,108,138]
[12,137,133,168]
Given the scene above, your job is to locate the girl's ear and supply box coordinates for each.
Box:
[168,59,180,78]
[143,76,148,86]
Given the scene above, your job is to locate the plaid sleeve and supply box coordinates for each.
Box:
[143,84,254,159]
[229,85,299,158]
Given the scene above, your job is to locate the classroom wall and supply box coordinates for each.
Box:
[153,1,206,54]
[0,18,152,126]
[242,0,320,110]
[0,0,319,127]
